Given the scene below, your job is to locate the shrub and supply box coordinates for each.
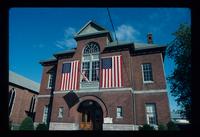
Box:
[19,116,34,130]
[9,120,12,130]
[158,124,167,130]
[139,124,155,131]
[167,121,180,131]
[36,123,48,130]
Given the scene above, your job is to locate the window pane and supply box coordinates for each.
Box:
[83,42,100,54]
[146,104,157,125]
[143,63,153,81]
[43,105,48,124]
[58,107,64,118]
[116,107,122,118]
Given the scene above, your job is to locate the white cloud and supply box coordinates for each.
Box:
[115,24,140,42]
[56,27,76,49]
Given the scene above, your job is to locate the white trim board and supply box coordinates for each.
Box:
[134,89,166,94]
[54,88,133,94]
[39,89,166,96]
[37,95,51,98]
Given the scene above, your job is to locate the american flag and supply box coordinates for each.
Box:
[101,55,123,88]
[60,61,79,91]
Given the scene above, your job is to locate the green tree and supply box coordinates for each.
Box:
[139,124,155,131]
[158,124,167,131]
[19,116,34,130]
[166,24,191,123]
[36,123,48,130]
[167,121,180,131]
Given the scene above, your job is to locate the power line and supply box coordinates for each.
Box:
[107,8,118,44]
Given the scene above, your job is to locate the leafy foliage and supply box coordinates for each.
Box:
[167,121,180,131]
[139,124,155,131]
[9,120,12,130]
[166,24,191,123]
[158,124,167,130]
[19,116,34,130]
[36,123,48,130]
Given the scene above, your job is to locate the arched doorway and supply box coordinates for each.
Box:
[77,100,103,130]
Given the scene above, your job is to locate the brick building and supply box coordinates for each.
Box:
[35,21,171,130]
[9,71,40,130]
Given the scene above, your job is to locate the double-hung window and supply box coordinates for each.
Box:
[47,73,54,89]
[145,104,157,125]
[42,105,49,124]
[142,63,153,83]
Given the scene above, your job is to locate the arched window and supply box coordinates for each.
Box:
[29,95,36,113]
[81,42,100,84]
[9,88,16,116]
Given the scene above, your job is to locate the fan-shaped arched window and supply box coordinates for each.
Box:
[9,88,16,116]
[83,43,100,54]
[81,42,100,86]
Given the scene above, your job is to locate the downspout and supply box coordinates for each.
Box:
[129,50,137,130]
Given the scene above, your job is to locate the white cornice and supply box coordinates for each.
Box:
[134,89,166,94]
[54,88,133,94]
[39,89,166,96]
[37,95,51,98]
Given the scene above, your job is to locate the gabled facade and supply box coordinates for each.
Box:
[9,71,40,130]
[35,21,170,130]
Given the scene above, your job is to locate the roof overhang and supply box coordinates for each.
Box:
[74,31,113,42]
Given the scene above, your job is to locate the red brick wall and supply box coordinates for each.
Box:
[40,65,54,95]
[131,53,166,90]
[37,34,170,126]
[50,91,134,124]
[135,92,170,125]
[34,97,50,123]
[54,36,108,91]
[9,85,38,124]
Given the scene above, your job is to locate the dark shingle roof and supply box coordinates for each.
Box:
[106,41,134,47]
[9,71,40,93]
[53,49,75,57]
[39,57,57,64]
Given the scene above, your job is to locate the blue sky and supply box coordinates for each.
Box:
[9,8,191,111]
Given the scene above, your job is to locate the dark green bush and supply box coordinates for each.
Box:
[19,116,34,130]
[139,124,155,131]
[158,124,167,130]
[167,121,180,130]
[36,123,48,130]
[9,120,12,130]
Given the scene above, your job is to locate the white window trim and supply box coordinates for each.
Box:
[9,88,16,117]
[141,64,154,84]
[58,107,64,118]
[42,105,48,124]
[145,104,157,125]
[30,96,36,113]
[80,42,100,85]
[116,107,123,119]
[47,74,53,89]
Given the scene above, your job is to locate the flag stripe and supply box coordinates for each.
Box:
[112,57,114,87]
[60,61,79,91]
[119,56,122,87]
[101,55,123,88]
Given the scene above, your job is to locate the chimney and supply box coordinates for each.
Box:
[147,33,153,44]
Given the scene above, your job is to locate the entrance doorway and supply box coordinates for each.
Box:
[77,100,103,130]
